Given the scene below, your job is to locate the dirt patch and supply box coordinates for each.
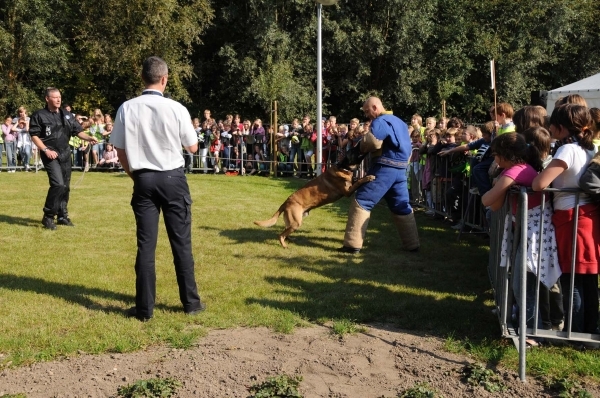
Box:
[0,324,589,397]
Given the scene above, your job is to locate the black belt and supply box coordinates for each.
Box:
[133,167,184,175]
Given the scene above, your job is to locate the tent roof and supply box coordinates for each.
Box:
[548,73,600,93]
[546,72,600,114]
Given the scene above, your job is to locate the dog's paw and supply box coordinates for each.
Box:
[366,175,376,181]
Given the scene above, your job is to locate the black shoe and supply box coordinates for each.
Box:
[186,302,207,316]
[57,217,74,226]
[42,216,57,230]
[126,307,152,322]
[337,246,360,254]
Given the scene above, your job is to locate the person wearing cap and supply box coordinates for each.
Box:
[110,56,205,322]
[339,96,420,254]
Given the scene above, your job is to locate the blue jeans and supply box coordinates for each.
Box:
[560,273,599,334]
[0,143,3,169]
[471,157,494,196]
[20,145,31,167]
[5,141,16,170]
[289,145,303,172]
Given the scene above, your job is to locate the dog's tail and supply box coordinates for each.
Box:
[254,208,282,228]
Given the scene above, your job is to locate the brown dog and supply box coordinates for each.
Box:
[254,165,375,247]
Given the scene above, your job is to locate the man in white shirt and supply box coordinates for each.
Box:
[110,56,205,322]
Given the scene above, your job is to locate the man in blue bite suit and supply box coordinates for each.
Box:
[339,97,420,254]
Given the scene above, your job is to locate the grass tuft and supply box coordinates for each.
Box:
[116,377,181,398]
[330,318,367,338]
[247,374,303,398]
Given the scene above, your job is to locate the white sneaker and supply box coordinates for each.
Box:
[424,209,435,216]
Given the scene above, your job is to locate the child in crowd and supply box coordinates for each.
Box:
[420,128,440,215]
[580,108,600,198]
[513,106,548,133]
[300,123,315,178]
[437,117,448,131]
[439,121,494,195]
[289,119,303,177]
[555,94,588,108]
[210,124,221,174]
[492,102,516,135]
[194,118,209,173]
[433,128,464,222]
[98,142,119,168]
[89,112,105,166]
[482,132,560,337]
[13,118,31,171]
[411,114,425,142]
[533,104,599,334]
[276,146,293,177]
[425,117,437,134]
[335,124,348,163]
[408,130,423,203]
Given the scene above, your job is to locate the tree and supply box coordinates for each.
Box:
[0,0,70,115]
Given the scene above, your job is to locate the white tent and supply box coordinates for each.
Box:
[546,73,600,114]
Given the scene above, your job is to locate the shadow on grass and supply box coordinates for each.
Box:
[240,209,501,345]
[0,214,40,227]
[0,273,181,315]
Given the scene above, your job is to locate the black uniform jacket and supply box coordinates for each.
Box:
[29,107,82,153]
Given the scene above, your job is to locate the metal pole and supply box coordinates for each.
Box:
[272,100,278,175]
[519,188,528,382]
[316,3,323,176]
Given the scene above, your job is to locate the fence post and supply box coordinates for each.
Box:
[518,187,528,382]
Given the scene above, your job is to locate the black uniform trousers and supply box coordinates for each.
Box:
[131,167,201,318]
[42,150,72,219]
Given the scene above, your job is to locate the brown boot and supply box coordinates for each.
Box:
[339,199,371,253]
[392,211,420,251]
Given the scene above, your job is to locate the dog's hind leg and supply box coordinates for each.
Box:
[279,211,303,248]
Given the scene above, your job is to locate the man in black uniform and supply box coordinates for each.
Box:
[30,88,98,230]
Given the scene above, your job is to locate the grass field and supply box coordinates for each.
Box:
[0,171,599,386]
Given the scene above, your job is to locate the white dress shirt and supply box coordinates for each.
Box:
[110,90,196,171]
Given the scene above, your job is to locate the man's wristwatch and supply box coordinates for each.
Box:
[42,148,48,152]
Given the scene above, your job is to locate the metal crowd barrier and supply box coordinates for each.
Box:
[490,186,600,381]
[415,152,488,236]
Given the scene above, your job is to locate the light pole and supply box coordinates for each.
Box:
[315,0,338,176]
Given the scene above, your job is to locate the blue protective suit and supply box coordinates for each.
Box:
[355,114,412,215]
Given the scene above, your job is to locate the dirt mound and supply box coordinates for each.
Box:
[0,324,577,397]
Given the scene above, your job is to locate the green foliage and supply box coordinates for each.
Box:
[117,377,182,398]
[247,374,303,398]
[0,394,27,398]
[2,1,600,120]
[398,382,438,398]
[551,377,593,398]
[461,363,506,393]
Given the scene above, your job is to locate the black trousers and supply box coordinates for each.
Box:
[131,168,201,318]
[41,150,72,218]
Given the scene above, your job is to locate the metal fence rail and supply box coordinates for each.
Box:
[490,186,600,381]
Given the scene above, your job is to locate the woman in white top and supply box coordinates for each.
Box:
[12,118,32,171]
[532,104,599,334]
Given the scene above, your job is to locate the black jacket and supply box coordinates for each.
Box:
[29,107,82,152]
